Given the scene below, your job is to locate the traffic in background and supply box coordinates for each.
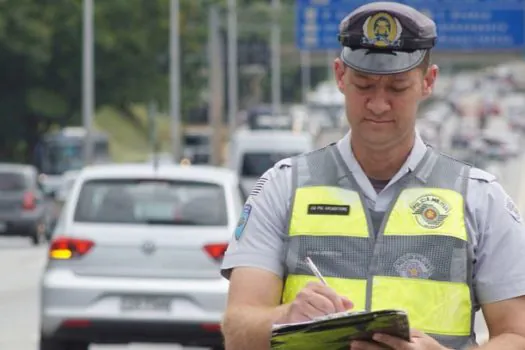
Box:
[1,0,525,349]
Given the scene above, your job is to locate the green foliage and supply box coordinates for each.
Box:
[0,0,215,161]
[0,0,308,163]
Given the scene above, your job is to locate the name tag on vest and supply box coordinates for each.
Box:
[308,204,350,215]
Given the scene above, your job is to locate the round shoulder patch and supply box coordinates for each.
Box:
[505,196,522,223]
[234,204,252,240]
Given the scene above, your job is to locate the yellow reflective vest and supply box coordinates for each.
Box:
[281,145,476,349]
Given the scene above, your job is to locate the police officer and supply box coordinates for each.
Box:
[220,2,525,350]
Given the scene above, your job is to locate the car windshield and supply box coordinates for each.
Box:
[0,172,26,191]
[74,179,227,226]
[241,152,300,177]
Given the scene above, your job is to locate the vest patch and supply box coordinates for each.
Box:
[307,204,350,215]
[410,194,450,229]
[394,253,435,279]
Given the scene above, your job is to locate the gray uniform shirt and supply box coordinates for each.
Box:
[221,132,525,305]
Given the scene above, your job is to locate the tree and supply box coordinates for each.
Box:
[0,0,221,162]
[0,0,307,163]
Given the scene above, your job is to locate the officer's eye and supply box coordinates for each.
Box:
[390,86,410,93]
[354,84,373,91]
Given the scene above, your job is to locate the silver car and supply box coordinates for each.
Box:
[40,163,243,350]
[0,163,49,244]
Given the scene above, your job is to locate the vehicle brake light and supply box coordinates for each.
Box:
[201,323,221,332]
[22,191,36,210]
[203,243,228,261]
[49,237,94,260]
[62,319,91,328]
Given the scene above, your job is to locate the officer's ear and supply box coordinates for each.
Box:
[422,64,438,98]
[334,58,346,93]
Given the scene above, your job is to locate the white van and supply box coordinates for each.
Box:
[227,130,314,194]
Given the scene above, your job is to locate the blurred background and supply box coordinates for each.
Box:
[2,0,525,349]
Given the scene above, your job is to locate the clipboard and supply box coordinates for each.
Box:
[271,309,410,350]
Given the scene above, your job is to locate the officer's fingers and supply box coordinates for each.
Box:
[307,282,349,312]
[342,296,354,310]
[409,328,425,338]
[292,287,337,317]
[373,333,412,349]
[306,292,338,314]
[299,299,331,320]
[295,283,323,305]
[297,282,324,297]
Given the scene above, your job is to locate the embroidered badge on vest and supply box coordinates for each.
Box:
[394,253,435,279]
[307,204,350,216]
[410,194,450,229]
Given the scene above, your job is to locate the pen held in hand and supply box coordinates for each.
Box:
[305,256,328,286]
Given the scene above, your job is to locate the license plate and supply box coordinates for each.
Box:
[120,296,171,312]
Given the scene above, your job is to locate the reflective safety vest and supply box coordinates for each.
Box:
[281,144,477,349]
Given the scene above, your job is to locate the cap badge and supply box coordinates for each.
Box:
[362,12,402,48]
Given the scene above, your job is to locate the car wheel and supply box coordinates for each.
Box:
[31,222,47,246]
[40,337,89,350]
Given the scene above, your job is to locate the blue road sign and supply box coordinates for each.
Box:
[296,0,525,51]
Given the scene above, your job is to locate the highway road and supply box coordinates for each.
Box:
[1,151,524,349]
[0,238,208,350]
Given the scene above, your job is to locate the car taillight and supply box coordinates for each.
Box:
[201,323,221,332]
[49,237,94,260]
[62,319,91,328]
[22,191,36,210]
[203,243,228,261]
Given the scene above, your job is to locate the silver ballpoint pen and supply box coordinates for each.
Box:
[305,256,328,285]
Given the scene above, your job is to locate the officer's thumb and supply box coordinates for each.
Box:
[341,296,354,310]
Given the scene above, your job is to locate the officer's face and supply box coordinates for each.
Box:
[333,59,437,149]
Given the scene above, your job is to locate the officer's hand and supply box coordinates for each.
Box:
[280,281,354,323]
[349,329,450,350]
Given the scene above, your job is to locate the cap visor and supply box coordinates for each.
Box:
[341,47,426,75]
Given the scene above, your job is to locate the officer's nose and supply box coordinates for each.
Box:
[365,91,391,116]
